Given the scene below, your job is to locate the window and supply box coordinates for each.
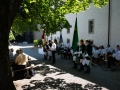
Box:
[88,19,94,33]
[67,28,70,34]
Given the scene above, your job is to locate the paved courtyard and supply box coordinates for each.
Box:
[10,43,120,90]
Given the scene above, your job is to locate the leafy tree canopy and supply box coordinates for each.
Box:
[9,30,15,41]
[11,0,109,36]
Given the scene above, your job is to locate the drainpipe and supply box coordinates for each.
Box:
[108,0,111,46]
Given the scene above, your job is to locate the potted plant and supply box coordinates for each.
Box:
[33,39,38,47]
[38,39,43,48]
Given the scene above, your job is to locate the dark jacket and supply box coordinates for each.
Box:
[80,44,86,54]
[85,44,92,56]
[76,45,80,52]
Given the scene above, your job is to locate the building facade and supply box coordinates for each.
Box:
[46,0,120,49]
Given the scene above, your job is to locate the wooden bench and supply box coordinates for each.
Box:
[12,66,35,79]
[114,61,120,69]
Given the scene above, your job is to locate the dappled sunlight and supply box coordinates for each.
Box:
[14,62,108,90]
[24,53,38,61]
[19,46,34,49]
[9,45,38,60]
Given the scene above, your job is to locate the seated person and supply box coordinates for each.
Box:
[60,44,64,59]
[92,47,100,63]
[113,45,119,54]
[68,47,73,59]
[107,47,120,68]
[9,48,14,61]
[9,48,14,66]
[63,47,69,59]
[11,49,20,69]
[106,45,112,55]
[13,49,20,61]
[100,46,105,59]
[15,49,28,79]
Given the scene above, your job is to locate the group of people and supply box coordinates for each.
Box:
[9,48,33,79]
[58,42,73,59]
[43,40,56,64]
[57,39,120,73]
[72,39,92,74]
[92,44,120,69]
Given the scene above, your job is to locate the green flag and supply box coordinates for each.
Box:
[72,17,79,52]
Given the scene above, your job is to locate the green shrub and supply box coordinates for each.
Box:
[33,40,38,46]
[38,39,43,45]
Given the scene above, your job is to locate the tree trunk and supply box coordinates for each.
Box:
[0,0,16,90]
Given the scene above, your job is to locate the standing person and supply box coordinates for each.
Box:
[78,39,86,71]
[51,40,56,64]
[43,44,47,60]
[48,40,52,60]
[82,39,92,73]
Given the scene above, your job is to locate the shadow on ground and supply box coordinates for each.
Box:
[18,44,120,90]
[22,77,102,90]
[34,64,66,76]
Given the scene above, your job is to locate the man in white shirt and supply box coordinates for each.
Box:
[106,45,112,53]
[51,40,56,64]
[65,41,70,49]
[114,45,119,54]
[107,47,120,68]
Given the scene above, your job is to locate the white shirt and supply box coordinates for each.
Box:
[106,47,112,53]
[92,50,100,58]
[92,47,96,54]
[113,51,120,60]
[70,49,73,54]
[51,43,56,51]
[100,49,105,56]
[114,48,119,54]
[65,43,70,48]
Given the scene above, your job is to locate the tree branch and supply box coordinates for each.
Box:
[9,0,23,29]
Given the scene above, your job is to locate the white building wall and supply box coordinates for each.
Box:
[33,30,43,40]
[47,14,77,46]
[110,0,120,48]
[48,0,120,49]
[33,24,43,40]
[77,4,108,47]
[48,4,109,47]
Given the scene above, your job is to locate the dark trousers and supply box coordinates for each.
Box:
[108,56,119,68]
[52,51,56,64]
[15,65,26,79]
[73,61,77,68]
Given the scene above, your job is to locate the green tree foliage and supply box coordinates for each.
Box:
[0,0,109,89]
[9,30,15,41]
[12,0,109,36]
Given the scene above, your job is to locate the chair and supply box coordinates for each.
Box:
[114,61,120,69]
